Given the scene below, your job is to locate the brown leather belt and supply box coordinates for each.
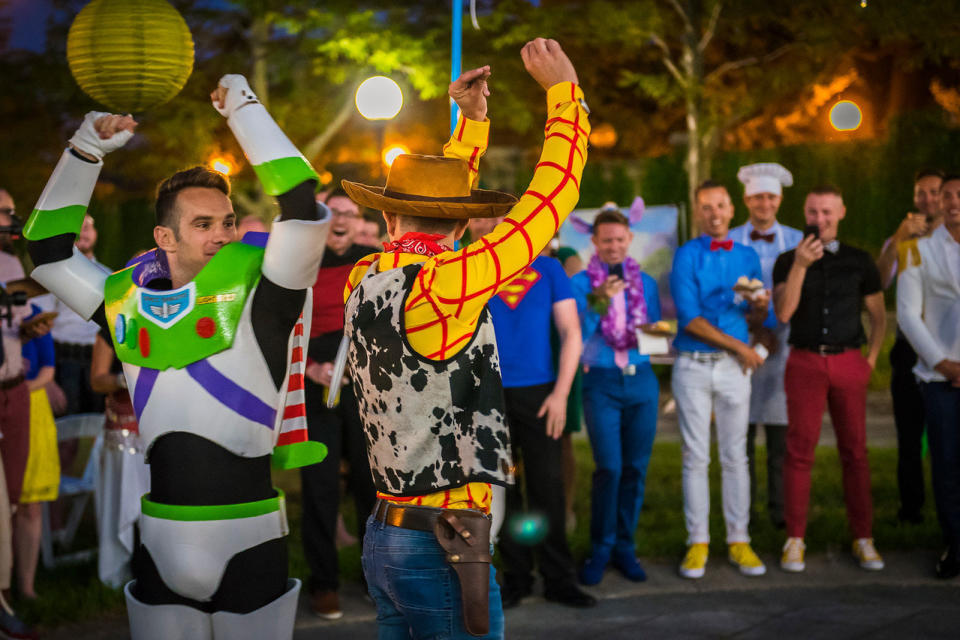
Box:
[373,499,489,531]
[797,345,852,355]
[0,374,24,391]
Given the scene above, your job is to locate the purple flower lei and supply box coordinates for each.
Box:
[586,254,648,350]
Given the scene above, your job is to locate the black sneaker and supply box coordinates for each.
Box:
[935,546,960,579]
[544,582,597,608]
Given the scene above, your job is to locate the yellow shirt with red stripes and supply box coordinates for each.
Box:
[348,82,590,513]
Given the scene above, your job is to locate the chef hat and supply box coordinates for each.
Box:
[737,163,793,197]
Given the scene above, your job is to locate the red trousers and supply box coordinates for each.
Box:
[783,349,873,539]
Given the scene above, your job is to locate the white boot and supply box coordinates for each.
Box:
[211,578,301,640]
[125,581,212,640]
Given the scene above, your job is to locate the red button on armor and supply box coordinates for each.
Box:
[196,317,216,339]
[139,327,150,358]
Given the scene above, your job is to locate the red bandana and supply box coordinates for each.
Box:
[382,232,449,257]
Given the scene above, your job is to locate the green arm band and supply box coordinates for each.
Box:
[271,440,328,470]
[141,490,285,521]
[253,157,319,197]
[23,205,87,241]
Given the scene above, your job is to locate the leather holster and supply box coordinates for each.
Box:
[433,510,492,637]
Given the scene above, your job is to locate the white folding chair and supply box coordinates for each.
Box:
[40,413,104,569]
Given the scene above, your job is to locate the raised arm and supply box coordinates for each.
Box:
[25,113,136,325]
[429,39,588,318]
[211,74,330,291]
[444,66,492,186]
[774,235,822,324]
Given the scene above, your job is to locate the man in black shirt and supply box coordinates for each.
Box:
[300,187,379,620]
[773,184,887,574]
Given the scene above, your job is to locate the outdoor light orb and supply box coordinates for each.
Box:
[208,155,235,177]
[589,123,618,149]
[829,100,863,132]
[382,144,410,168]
[67,0,194,113]
[356,76,403,120]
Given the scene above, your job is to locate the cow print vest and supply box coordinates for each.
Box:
[344,262,513,496]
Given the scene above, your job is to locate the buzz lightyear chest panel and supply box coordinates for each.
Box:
[121,292,283,459]
[104,242,263,370]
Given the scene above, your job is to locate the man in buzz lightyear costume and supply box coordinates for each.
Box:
[24,75,330,640]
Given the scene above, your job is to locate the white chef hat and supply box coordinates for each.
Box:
[737,162,793,197]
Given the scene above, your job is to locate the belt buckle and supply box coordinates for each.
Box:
[622,364,636,376]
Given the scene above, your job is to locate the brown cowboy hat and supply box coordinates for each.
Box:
[341,154,517,219]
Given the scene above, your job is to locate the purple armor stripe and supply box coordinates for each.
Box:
[185,360,277,429]
[132,368,159,420]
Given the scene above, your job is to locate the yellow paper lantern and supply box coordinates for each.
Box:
[67,0,195,113]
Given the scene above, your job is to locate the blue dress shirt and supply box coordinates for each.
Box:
[571,268,661,368]
[670,235,762,353]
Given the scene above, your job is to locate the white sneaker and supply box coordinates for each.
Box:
[781,537,805,572]
[853,538,884,570]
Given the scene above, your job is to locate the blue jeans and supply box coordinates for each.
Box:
[362,515,504,639]
[920,382,960,548]
[582,365,659,558]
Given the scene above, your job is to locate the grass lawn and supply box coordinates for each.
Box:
[20,435,942,630]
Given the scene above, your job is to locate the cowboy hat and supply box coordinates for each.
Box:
[341,154,517,219]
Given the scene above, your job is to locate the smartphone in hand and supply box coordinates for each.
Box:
[803,224,820,240]
[609,264,624,278]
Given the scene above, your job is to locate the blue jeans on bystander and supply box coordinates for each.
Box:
[921,382,960,549]
[581,365,659,561]
[361,514,504,639]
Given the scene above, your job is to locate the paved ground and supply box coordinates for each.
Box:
[286,550,960,639]
[47,391,916,639]
[51,549,960,639]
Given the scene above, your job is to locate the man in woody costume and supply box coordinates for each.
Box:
[341,38,588,638]
[24,75,330,639]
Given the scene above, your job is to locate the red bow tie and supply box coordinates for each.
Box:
[710,239,733,251]
[750,230,776,243]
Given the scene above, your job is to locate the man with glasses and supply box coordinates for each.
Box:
[299,187,380,619]
[0,190,25,281]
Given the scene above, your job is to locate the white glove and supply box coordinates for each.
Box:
[68,111,134,162]
[212,74,260,119]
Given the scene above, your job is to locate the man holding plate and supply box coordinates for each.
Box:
[570,206,662,586]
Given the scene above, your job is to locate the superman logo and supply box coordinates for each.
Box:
[497,266,541,309]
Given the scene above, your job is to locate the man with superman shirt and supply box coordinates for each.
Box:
[468,215,593,610]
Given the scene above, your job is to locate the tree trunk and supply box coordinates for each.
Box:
[683,0,704,234]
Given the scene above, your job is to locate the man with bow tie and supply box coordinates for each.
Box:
[773,185,887,574]
[670,180,768,580]
[729,163,804,530]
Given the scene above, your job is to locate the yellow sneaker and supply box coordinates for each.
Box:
[679,543,709,579]
[781,537,806,572]
[853,538,884,570]
[728,542,766,576]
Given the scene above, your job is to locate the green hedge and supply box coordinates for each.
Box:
[577,109,960,254]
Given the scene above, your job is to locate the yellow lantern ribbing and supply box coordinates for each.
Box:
[67,0,195,113]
